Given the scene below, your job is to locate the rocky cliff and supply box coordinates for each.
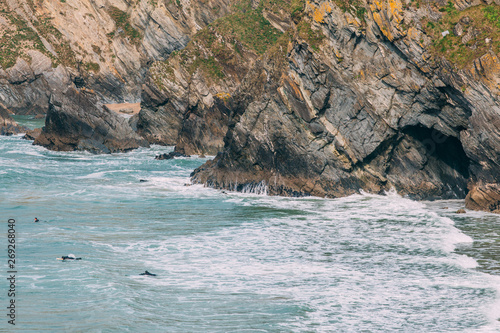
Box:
[2,0,499,213]
[190,0,500,213]
[136,1,287,154]
[0,0,231,114]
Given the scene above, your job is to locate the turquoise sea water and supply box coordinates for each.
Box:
[1,120,500,332]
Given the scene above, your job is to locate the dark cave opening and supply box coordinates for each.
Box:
[403,125,470,180]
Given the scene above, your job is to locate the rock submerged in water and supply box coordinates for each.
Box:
[34,87,149,153]
[155,151,190,160]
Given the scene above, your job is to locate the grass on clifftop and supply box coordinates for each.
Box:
[422,2,500,68]
[211,6,282,55]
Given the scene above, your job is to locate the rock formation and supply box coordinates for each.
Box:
[136,11,277,154]
[34,87,149,153]
[0,0,231,114]
[1,0,499,213]
[23,128,42,141]
[0,104,28,135]
[155,151,190,160]
[189,0,500,213]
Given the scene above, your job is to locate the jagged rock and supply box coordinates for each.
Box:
[23,128,42,141]
[34,87,149,153]
[456,209,466,214]
[191,0,500,214]
[0,104,28,135]
[0,0,232,114]
[138,20,261,155]
[462,26,480,45]
[466,184,500,213]
[453,23,464,36]
[155,151,190,160]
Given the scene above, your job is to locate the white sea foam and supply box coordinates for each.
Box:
[4,135,500,332]
[454,254,479,269]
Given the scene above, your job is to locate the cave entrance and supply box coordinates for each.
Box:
[403,125,470,198]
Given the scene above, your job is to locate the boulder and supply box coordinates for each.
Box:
[23,128,42,140]
[155,151,190,160]
[466,184,500,214]
[34,87,149,153]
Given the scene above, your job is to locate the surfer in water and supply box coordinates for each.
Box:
[60,254,82,261]
[34,217,39,223]
[140,270,156,276]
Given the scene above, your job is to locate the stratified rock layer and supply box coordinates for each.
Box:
[466,184,500,214]
[192,0,500,212]
[0,0,231,113]
[34,87,149,153]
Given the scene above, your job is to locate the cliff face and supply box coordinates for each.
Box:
[191,0,500,213]
[136,2,288,154]
[2,0,499,213]
[0,0,230,114]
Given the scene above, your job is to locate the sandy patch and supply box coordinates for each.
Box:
[104,103,141,115]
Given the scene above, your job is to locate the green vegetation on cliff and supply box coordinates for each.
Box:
[297,20,324,51]
[211,7,282,55]
[0,4,76,69]
[423,2,500,68]
[152,0,298,86]
[107,6,142,45]
[0,13,46,68]
[150,0,329,90]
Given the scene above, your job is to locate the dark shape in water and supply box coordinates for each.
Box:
[139,270,156,276]
[155,151,190,160]
[61,254,82,260]
[139,179,148,182]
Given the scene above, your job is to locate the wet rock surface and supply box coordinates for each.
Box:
[23,128,42,141]
[155,151,190,160]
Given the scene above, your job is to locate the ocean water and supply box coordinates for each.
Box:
[1,123,500,332]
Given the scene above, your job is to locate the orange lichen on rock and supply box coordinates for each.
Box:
[214,92,231,102]
[307,1,333,24]
[369,0,406,41]
[388,0,403,23]
[344,12,361,27]
[283,75,304,100]
[473,51,500,91]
